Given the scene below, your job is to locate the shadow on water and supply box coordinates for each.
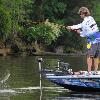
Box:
[43,90,100,100]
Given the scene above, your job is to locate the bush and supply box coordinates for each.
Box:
[22,19,62,45]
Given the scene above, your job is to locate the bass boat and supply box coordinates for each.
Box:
[38,58,100,92]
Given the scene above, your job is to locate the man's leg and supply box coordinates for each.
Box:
[87,56,93,72]
[94,57,99,72]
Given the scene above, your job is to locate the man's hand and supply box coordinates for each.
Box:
[66,26,81,34]
[66,26,71,31]
[76,29,81,34]
[66,26,76,31]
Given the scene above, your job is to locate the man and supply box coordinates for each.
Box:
[67,7,100,74]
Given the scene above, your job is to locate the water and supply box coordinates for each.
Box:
[0,55,100,100]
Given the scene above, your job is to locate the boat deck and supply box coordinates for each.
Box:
[46,71,100,79]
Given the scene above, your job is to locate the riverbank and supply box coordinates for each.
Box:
[28,51,86,57]
[0,48,85,57]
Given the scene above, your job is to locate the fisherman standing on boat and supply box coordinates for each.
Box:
[67,7,100,74]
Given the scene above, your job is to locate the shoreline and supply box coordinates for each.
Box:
[30,51,86,56]
[0,48,86,56]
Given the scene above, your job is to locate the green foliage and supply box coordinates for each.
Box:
[42,0,67,20]
[93,3,100,22]
[52,1,67,13]
[22,20,62,45]
[0,0,100,53]
[0,7,12,42]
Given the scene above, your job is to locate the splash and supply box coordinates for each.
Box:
[0,71,10,84]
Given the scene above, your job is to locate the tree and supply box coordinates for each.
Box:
[0,0,100,54]
[0,7,12,47]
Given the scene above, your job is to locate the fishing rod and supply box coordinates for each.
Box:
[44,19,81,33]
[57,23,81,33]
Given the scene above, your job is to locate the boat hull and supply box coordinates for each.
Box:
[50,79,100,92]
[43,71,100,92]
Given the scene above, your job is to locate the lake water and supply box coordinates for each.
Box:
[0,55,100,100]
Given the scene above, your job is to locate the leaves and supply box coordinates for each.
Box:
[0,0,100,52]
[0,7,12,41]
[22,19,62,45]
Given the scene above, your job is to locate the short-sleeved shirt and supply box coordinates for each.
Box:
[70,16,100,44]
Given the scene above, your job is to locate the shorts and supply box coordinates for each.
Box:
[86,42,100,58]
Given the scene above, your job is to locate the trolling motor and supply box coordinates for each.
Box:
[38,58,54,76]
[38,58,43,72]
[38,58,43,63]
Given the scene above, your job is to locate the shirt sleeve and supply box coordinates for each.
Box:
[80,31,85,37]
[70,23,82,29]
[70,23,84,37]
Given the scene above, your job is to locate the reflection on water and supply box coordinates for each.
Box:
[0,87,100,100]
[0,56,99,100]
[43,90,100,100]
